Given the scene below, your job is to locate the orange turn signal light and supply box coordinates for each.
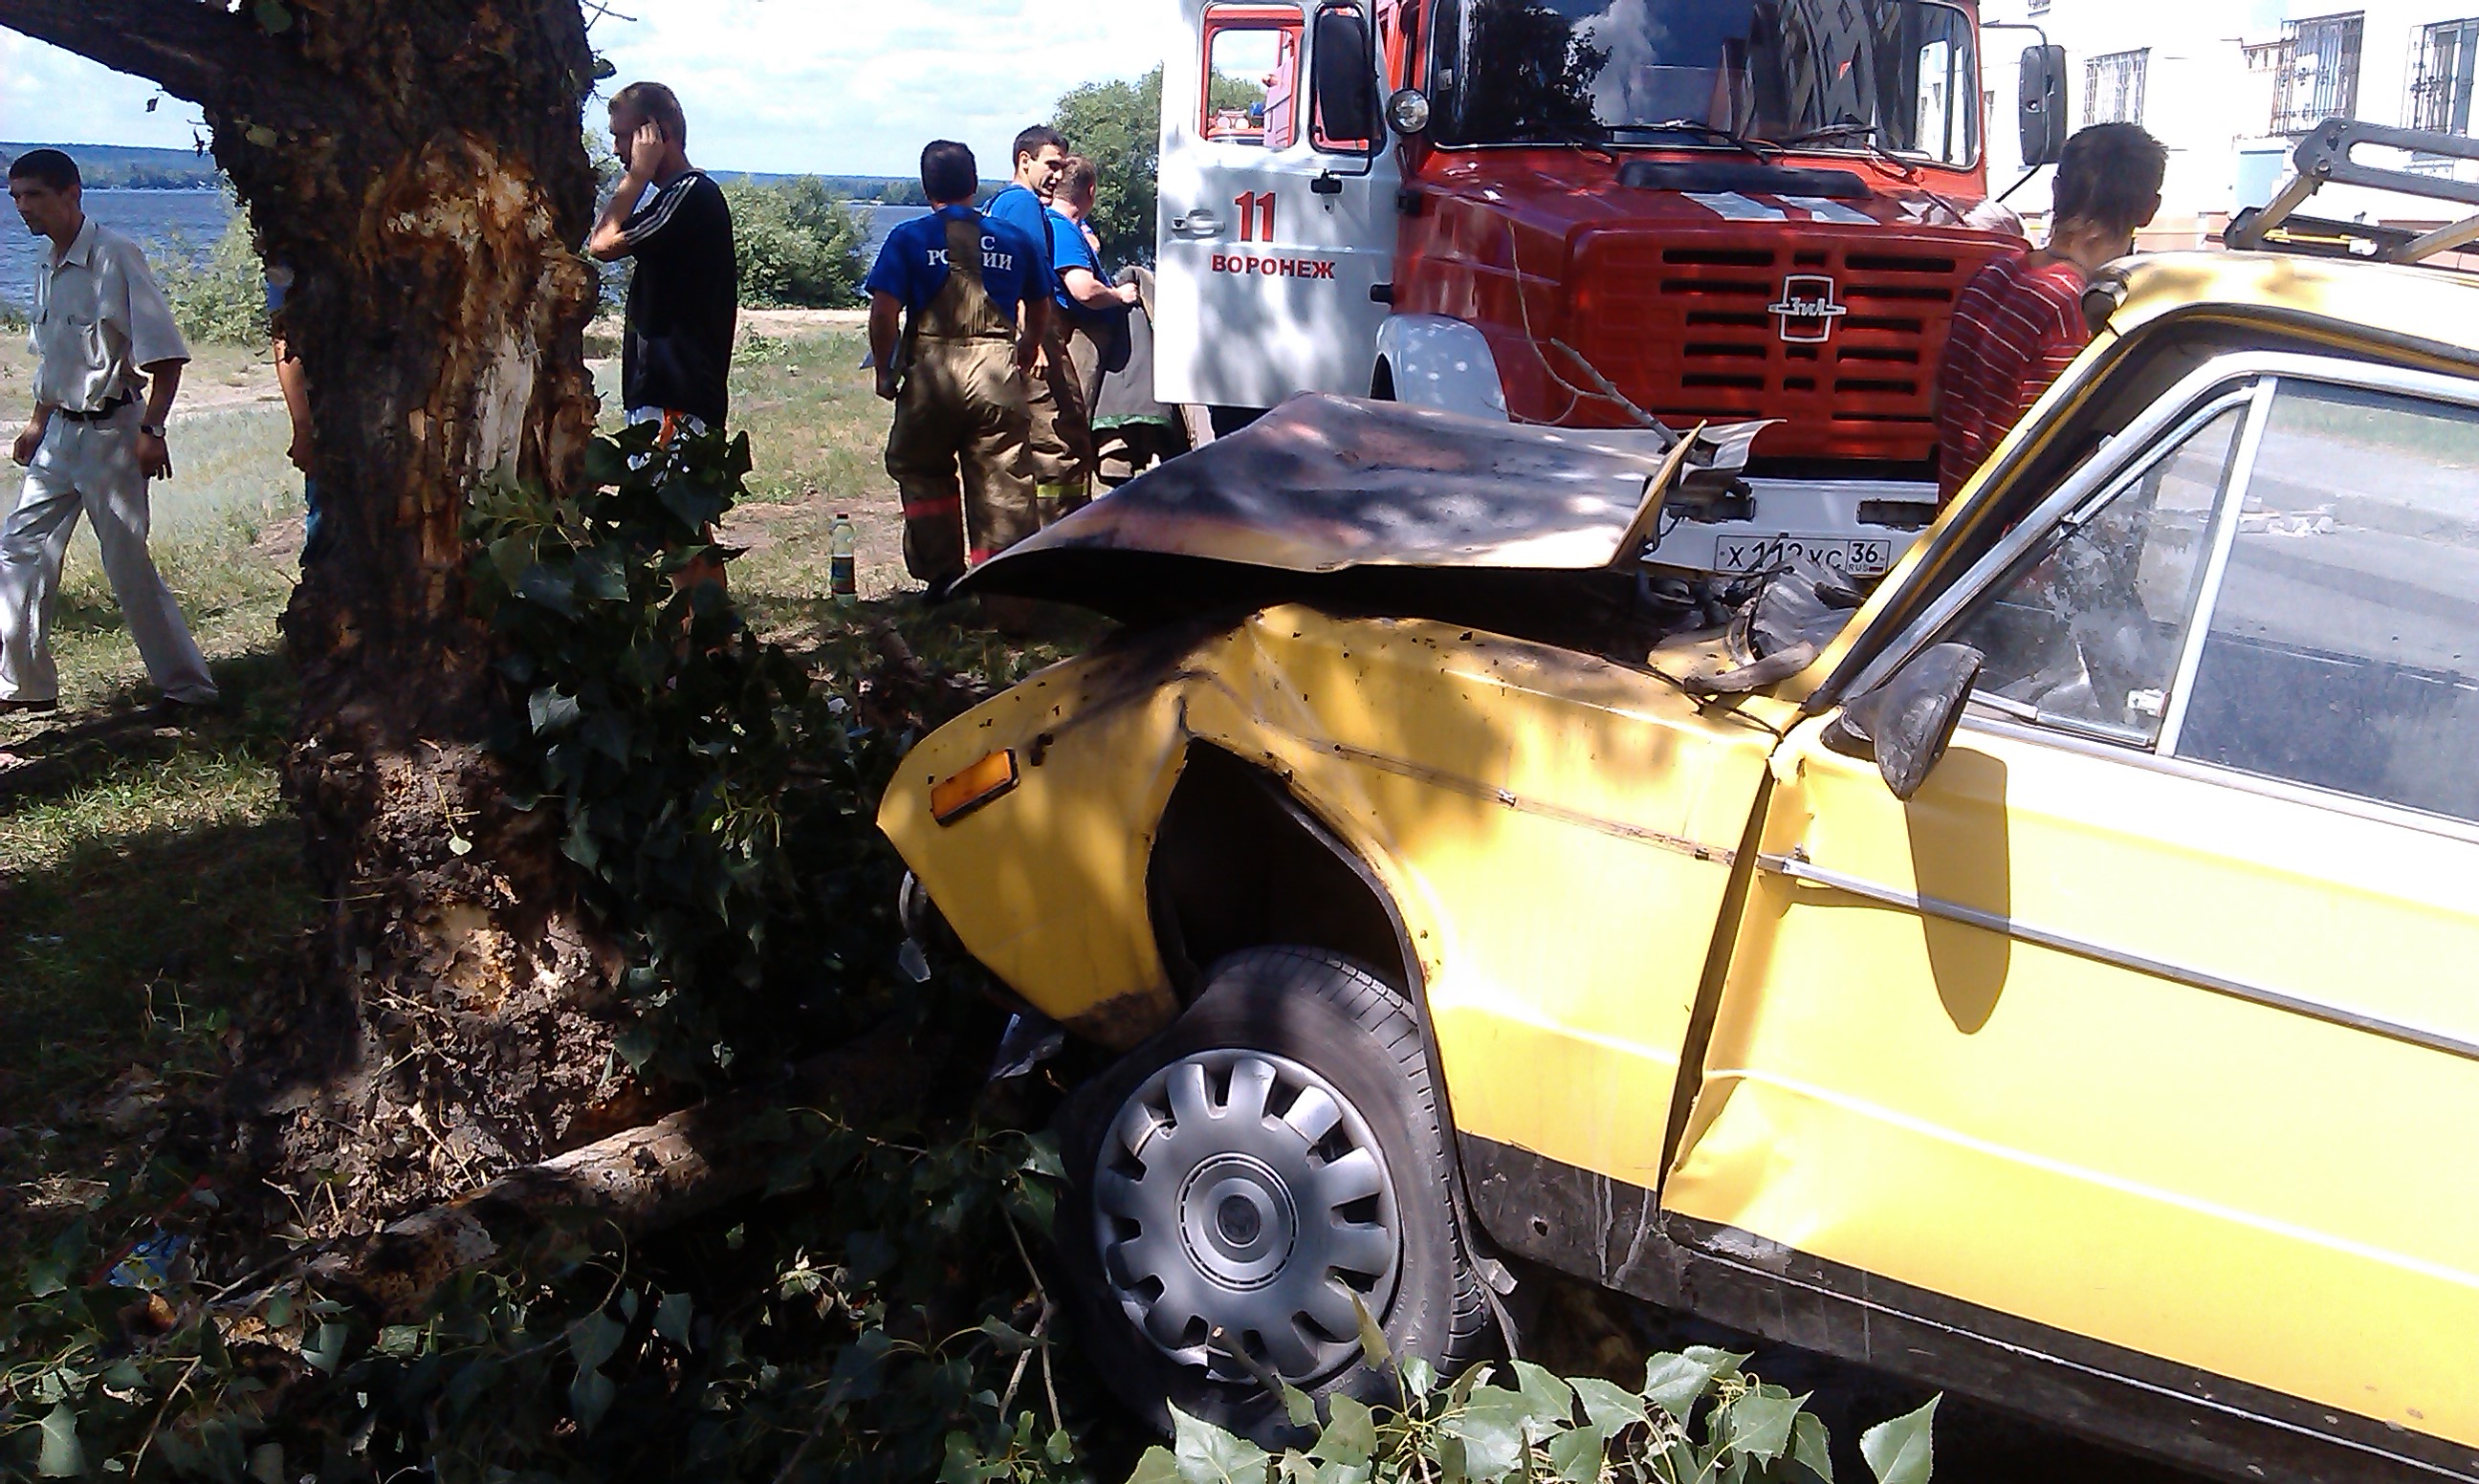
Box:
[930,749,1019,824]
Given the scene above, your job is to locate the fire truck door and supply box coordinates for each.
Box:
[1157,0,1399,410]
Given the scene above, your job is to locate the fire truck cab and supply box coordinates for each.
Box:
[1156,0,2067,580]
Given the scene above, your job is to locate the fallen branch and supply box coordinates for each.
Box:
[309,1022,935,1320]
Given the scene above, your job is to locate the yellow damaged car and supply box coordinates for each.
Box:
[884,127,2479,1484]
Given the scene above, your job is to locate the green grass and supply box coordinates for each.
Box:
[728,330,887,507]
[0,322,971,1207]
[0,706,304,1126]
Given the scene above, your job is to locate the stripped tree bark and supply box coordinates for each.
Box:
[0,0,631,1217]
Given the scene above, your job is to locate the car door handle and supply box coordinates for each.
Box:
[1169,208,1226,238]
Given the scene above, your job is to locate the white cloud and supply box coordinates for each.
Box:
[0,32,208,148]
[592,0,1183,177]
[2,1,1185,178]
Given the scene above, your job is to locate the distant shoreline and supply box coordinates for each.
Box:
[3,143,936,205]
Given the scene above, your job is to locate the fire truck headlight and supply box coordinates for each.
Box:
[1387,88,1432,138]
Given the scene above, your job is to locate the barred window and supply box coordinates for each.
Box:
[2085,49,2150,125]
[2271,12,2365,134]
[2409,18,2479,135]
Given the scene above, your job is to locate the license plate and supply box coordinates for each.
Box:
[1713,534,1897,577]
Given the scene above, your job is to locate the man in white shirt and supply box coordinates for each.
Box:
[2,149,218,717]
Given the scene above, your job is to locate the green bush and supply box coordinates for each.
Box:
[157,206,267,345]
[724,176,867,310]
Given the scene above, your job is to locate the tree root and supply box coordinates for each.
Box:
[307,1020,933,1320]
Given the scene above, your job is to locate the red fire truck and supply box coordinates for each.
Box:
[1154,0,2066,578]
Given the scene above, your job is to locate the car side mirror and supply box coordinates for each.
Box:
[2019,45,2068,167]
[1823,644,1985,801]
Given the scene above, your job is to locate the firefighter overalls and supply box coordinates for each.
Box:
[885,213,1040,581]
[1025,217,1096,526]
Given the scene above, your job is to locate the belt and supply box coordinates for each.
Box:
[54,395,133,423]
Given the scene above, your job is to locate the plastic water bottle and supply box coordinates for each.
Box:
[829,513,858,604]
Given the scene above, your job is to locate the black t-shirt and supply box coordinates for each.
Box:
[619,170,737,426]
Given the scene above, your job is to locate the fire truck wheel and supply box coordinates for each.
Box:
[1055,947,1495,1445]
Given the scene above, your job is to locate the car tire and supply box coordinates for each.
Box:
[1054,947,1495,1443]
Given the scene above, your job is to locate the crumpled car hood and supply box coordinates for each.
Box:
[959,393,1760,623]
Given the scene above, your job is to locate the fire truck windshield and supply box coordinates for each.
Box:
[1432,0,1980,167]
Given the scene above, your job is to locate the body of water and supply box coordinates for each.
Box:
[3,190,929,313]
[859,202,928,259]
[2,188,233,310]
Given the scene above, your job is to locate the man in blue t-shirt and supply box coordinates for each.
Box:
[865,140,1045,596]
[982,125,1060,288]
[984,124,1097,524]
[1048,155,1142,401]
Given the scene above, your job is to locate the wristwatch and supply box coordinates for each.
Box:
[139,423,167,439]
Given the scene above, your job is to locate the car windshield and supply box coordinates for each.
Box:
[1431,0,1979,165]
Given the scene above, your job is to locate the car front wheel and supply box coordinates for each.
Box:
[1055,948,1494,1442]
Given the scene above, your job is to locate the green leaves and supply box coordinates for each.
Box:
[301,1320,351,1374]
[1314,1394,1377,1467]
[1722,1386,1804,1463]
[569,1364,617,1436]
[1569,1376,1648,1432]
[1349,1293,1390,1369]
[1861,1397,1939,1484]
[1173,1406,1272,1484]
[35,1402,84,1478]
[1790,1412,1835,1482]
[1118,1356,1939,1484]
[1441,1385,1527,1479]
[653,1290,694,1347]
[1644,1345,1748,1420]
[566,1309,625,1372]
[464,426,810,1080]
[1281,1382,1319,1429]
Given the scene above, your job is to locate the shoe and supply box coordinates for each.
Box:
[154,694,220,724]
[923,572,966,606]
[0,696,57,716]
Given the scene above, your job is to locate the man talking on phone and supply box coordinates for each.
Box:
[587,81,737,448]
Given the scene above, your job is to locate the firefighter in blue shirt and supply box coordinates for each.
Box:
[866,141,1046,594]
[985,124,1095,524]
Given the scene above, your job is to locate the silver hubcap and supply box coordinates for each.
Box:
[1093,1050,1401,1386]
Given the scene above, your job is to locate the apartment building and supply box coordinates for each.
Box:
[1977,0,2479,244]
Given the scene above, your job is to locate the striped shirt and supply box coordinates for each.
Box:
[616,169,736,427]
[1936,251,2091,503]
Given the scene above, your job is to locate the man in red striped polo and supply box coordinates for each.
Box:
[1936,124,2168,504]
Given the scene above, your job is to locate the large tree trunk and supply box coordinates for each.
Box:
[0,0,629,1217]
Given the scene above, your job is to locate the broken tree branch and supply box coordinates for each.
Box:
[307,1022,936,1320]
[0,0,352,132]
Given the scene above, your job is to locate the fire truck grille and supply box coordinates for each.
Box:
[1572,240,1985,463]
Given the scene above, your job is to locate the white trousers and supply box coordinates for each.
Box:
[0,407,218,705]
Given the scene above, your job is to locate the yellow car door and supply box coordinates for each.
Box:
[1664,355,2479,1473]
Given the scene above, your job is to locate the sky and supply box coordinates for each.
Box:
[0,0,1186,179]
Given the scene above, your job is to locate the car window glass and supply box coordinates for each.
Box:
[1206,12,1303,147]
[1946,401,2247,746]
[2174,382,2479,823]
